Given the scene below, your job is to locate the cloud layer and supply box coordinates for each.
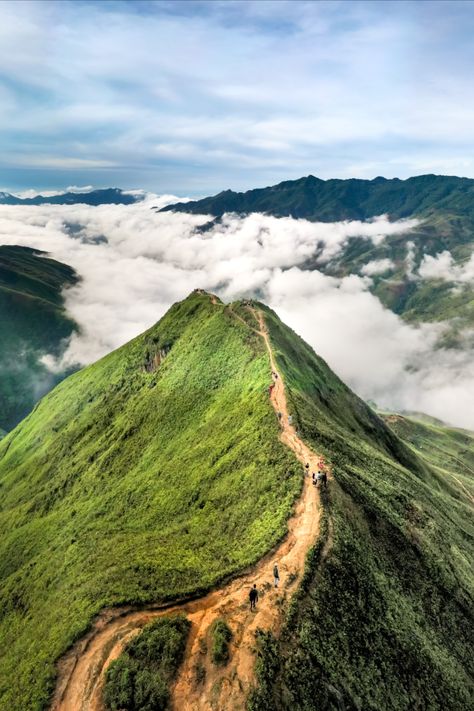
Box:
[419,250,474,284]
[1,201,473,429]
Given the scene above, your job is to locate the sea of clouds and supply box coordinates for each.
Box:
[0,198,473,429]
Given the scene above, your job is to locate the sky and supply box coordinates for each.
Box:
[2,0,474,194]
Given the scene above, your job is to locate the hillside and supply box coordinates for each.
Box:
[162,174,474,339]
[161,174,474,223]
[0,245,78,431]
[0,292,472,711]
[248,306,474,710]
[382,412,474,504]
[0,291,301,710]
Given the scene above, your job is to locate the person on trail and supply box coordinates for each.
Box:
[288,415,293,426]
[312,471,317,485]
[268,382,275,396]
[249,584,259,610]
[273,563,280,588]
[321,471,328,487]
[277,411,283,424]
[305,463,310,475]
[316,471,323,486]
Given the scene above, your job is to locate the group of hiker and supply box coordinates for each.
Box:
[250,361,326,612]
[304,460,327,487]
[249,563,280,610]
[268,370,278,397]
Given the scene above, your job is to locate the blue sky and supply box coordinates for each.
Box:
[2,0,474,195]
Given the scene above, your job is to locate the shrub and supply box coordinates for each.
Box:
[210,619,233,666]
[103,615,190,711]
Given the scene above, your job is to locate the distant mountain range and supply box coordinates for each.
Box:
[163,174,474,345]
[0,187,142,206]
[162,173,474,222]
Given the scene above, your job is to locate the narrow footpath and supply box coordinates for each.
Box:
[50,300,326,711]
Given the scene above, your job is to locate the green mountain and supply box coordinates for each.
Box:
[163,174,474,340]
[161,173,474,223]
[0,245,79,431]
[0,292,472,710]
[0,188,142,206]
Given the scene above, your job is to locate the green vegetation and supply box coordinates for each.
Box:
[248,306,474,711]
[1,290,472,710]
[163,173,474,224]
[0,245,78,430]
[381,412,474,505]
[0,291,300,711]
[210,618,233,666]
[104,615,190,711]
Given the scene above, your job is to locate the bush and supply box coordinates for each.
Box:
[103,656,137,710]
[103,615,190,711]
[134,670,168,711]
[210,619,233,666]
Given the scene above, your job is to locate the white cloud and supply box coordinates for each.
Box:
[361,258,395,276]
[405,240,418,281]
[0,203,473,429]
[419,250,474,284]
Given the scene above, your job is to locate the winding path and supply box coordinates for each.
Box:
[50,299,326,711]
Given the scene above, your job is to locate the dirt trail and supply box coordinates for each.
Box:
[50,299,326,711]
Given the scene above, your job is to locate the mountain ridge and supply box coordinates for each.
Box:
[161,173,474,222]
[0,290,472,710]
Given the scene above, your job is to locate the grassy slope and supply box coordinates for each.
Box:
[381,413,474,505]
[0,245,78,430]
[0,292,300,711]
[249,307,474,711]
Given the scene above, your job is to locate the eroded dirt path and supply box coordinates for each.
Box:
[51,300,325,711]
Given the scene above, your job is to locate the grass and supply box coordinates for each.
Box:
[103,615,190,711]
[210,619,233,666]
[0,291,300,711]
[248,306,474,711]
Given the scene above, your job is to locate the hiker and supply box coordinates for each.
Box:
[249,584,259,610]
[277,411,282,423]
[288,415,293,426]
[305,463,310,475]
[268,382,275,396]
[316,471,323,486]
[321,471,328,487]
[273,563,280,588]
[312,471,317,485]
